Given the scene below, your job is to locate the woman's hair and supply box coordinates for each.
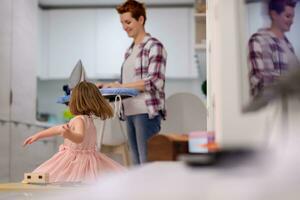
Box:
[69,81,113,120]
[116,0,147,25]
[269,0,297,14]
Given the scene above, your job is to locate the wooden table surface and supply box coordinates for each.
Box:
[0,182,84,191]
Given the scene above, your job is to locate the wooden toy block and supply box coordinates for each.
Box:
[23,172,49,184]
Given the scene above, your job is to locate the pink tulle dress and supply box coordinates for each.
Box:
[32,115,125,183]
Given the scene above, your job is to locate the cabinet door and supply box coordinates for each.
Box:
[147,8,195,78]
[95,9,131,78]
[0,0,12,181]
[0,0,12,121]
[47,9,97,79]
[10,0,37,123]
[0,122,10,182]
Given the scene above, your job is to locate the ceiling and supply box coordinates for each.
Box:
[39,0,195,6]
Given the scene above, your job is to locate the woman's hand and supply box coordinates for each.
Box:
[96,82,121,88]
[95,82,104,88]
[23,135,40,147]
[103,81,121,88]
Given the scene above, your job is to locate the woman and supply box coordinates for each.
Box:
[97,0,167,165]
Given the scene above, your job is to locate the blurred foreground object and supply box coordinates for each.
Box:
[243,66,300,112]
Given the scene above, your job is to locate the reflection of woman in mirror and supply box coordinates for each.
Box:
[248,0,300,97]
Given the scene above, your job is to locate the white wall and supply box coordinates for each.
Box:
[207,0,267,148]
[287,4,300,58]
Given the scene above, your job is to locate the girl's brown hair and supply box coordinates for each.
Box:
[69,81,113,120]
[116,0,147,25]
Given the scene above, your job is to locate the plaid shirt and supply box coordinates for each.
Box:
[120,34,167,119]
[248,29,295,97]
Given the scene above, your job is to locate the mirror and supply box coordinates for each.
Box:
[242,0,300,109]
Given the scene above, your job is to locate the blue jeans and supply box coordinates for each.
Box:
[125,114,161,165]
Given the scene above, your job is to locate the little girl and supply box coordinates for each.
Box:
[23,81,125,183]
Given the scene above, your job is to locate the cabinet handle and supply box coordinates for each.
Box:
[10,90,13,106]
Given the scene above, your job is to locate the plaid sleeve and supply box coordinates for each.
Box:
[144,42,167,93]
[248,35,274,96]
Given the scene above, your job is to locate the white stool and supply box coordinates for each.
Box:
[101,143,130,166]
[94,117,131,166]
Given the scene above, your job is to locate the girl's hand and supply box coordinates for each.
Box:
[61,124,72,139]
[23,135,39,147]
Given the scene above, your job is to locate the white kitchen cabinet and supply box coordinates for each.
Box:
[0,0,50,182]
[43,9,98,79]
[147,7,196,78]
[10,0,38,123]
[0,0,12,121]
[95,9,131,79]
[0,0,38,123]
[0,122,10,182]
[39,7,195,79]
[95,7,195,79]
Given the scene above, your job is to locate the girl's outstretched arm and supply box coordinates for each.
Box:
[23,125,62,147]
